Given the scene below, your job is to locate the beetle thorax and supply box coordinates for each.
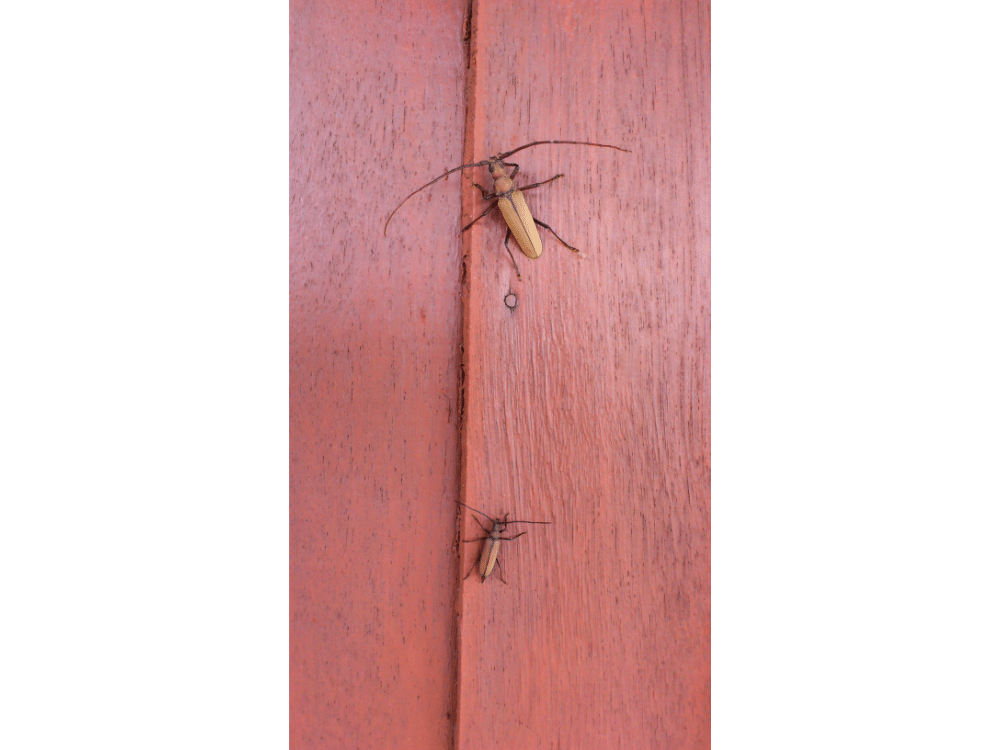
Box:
[492,174,514,193]
[488,160,513,193]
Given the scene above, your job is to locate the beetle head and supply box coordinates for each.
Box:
[487,158,508,179]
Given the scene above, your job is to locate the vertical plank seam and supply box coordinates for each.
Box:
[454,1,481,748]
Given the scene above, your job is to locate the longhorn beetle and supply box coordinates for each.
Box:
[459,501,552,584]
[384,140,630,280]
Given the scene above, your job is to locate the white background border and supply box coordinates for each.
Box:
[1,1,997,747]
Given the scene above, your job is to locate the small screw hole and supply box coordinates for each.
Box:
[504,293,517,310]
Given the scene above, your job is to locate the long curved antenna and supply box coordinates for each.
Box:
[458,501,495,523]
[498,139,631,161]
[458,501,552,525]
[384,160,491,235]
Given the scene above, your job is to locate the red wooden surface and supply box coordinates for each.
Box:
[291,0,709,747]
[289,1,467,747]
[456,1,710,747]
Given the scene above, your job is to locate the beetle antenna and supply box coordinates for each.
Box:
[498,140,631,161]
[506,519,553,525]
[458,501,495,523]
[384,160,491,235]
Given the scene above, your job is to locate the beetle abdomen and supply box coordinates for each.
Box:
[498,190,543,260]
[480,538,501,580]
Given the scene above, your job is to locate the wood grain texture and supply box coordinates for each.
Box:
[457,1,710,748]
[291,0,709,747]
[290,1,467,748]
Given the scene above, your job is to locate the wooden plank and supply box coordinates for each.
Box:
[291,0,709,745]
[457,1,710,748]
[289,1,468,747]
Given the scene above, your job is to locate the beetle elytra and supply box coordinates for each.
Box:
[459,501,552,584]
[384,140,630,279]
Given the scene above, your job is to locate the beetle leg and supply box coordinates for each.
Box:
[464,556,481,580]
[503,228,522,280]
[462,536,489,543]
[532,217,586,258]
[497,531,527,541]
[517,173,564,192]
[495,558,509,585]
[461,200,498,233]
[472,182,498,201]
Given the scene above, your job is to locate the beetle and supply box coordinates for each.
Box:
[458,501,552,584]
[384,140,630,279]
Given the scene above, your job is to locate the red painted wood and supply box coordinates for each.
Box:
[291,0,709,747]
[290,1,467,748]
[456,1,710,748]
